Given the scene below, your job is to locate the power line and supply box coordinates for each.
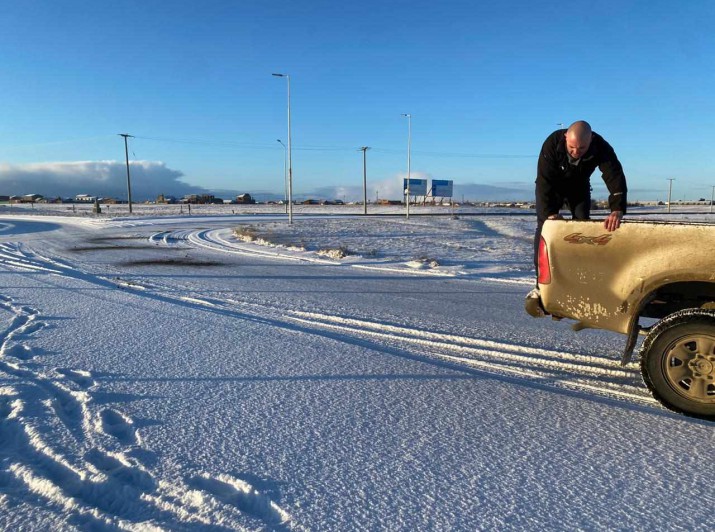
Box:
[133,135,278,150]
[370,147,536,159]
[134,134,535,158]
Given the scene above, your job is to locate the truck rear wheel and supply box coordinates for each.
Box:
[640,310,715,420]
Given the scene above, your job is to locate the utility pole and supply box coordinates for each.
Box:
[359,147,370,215]
[710,185,714,214]
[667,178,675,214]
[119,134,134,214]
[272,73,293,224]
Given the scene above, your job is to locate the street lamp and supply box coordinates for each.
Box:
[557,122,565,130]
[273,73,293,224]
[277,139,288,213]
[710,185,714,214]
[401,113,411,219]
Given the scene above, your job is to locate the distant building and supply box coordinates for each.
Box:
[18,194,43,203]
[157,194,177,204]
[181,194,223,204]
[235,193,255,204]
[75,194,96,203]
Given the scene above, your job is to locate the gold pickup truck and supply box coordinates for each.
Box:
[528,219,715,419]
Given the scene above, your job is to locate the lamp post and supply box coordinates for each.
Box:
[273,73,293,224]
[277,139,288,214]
[359,147,370,215]
[118,134,134,214]
[667,178,675,214]
[710,185,714,214]
[401,113,411,219]
[557,122,565,130]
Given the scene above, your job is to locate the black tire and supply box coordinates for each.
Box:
[640,310,715,420]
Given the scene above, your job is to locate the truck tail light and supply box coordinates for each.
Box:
[538,236,551,285]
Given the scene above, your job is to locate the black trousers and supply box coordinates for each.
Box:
[533,181,591,282]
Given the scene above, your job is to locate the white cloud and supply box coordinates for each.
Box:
[0,160,207,200]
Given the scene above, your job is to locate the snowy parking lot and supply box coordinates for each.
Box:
[1,205,713,530]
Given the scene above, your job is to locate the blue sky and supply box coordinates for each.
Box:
[0,0,714,201]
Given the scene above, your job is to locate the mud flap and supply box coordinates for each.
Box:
[525,296,547,318]
[620,322,640,366]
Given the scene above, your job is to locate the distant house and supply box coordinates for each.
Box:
[377,199,402,205]
[157,194,177,204]
[100,197,122,204]
[20,194,43,203]
[235,193,256,204]
[75,194,96,203]
[181,194,221,204]
[0,195,10,202]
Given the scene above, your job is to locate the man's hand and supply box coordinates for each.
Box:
[547,214,564,221]
[604,211,623,232]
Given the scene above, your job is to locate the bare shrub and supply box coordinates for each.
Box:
[317,245,351,260]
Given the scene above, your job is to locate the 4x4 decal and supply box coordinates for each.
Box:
[564,232,612,245]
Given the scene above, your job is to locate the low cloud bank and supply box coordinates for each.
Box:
[0,161,534,203]
[310,173,533,203]
[0,160,207,200]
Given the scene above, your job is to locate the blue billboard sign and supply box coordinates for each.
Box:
[431,179,454,197]
[403,178,428,196]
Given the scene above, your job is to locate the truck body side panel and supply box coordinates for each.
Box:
[539,220,715,334]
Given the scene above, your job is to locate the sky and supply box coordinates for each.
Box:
[0,0,714,202]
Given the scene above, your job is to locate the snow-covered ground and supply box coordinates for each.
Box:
[0,207,713,530]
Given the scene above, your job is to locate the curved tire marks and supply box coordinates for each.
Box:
[282,309,655,406]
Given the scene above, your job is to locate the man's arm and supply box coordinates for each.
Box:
[595,136,627,231]
[596,139,628,214]
[536,135,564,219]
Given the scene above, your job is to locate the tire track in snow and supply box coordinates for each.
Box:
[59,223,654,410]
[1,239,655,408]
[0,237,653,525]
[166,228,462,275]
[189,228,340,264]
[280,309,654,405]
[182,225,537,280]
[0,251,300,529]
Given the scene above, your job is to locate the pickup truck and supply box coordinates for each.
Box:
[527,219,715,419]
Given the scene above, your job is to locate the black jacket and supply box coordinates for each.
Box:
[536,129,627,217]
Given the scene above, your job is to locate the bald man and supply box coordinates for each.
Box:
[527,121,627,309]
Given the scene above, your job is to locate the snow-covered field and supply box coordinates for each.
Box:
[0,206,713,530]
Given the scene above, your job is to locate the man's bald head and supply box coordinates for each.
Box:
[565,120,593,159]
